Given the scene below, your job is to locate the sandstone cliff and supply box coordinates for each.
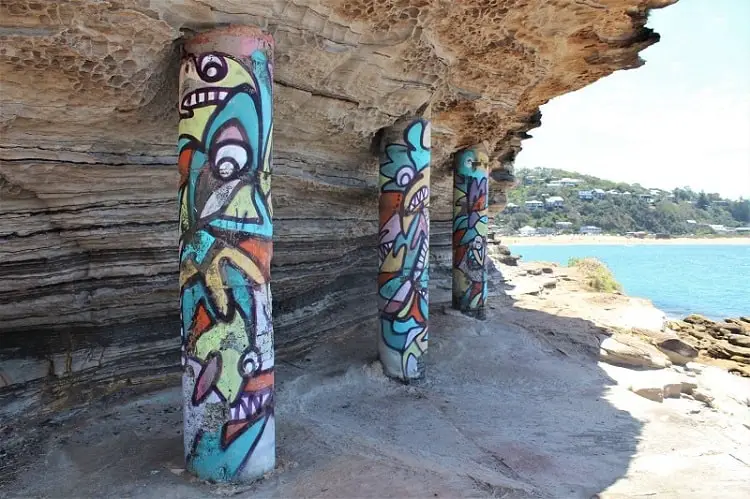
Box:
[0,0,676,416]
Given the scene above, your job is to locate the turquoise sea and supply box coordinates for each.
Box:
[510,244,750,320]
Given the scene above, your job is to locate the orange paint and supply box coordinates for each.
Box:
[379,192,402,216]
[378,271,399,287]
[238,238,272,277]
[191,302,213,336]
[178,148,193,186]
[222,420,250,448]
[243,371,274,391]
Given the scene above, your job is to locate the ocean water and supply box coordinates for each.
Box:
[510,244,750,320]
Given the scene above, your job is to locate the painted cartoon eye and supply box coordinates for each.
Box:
[241,351,259,375]
[465,157,474,169]
[472,236,484,249]
[198,54,227,82]
[212,143,250,179]
[395,167,414,187]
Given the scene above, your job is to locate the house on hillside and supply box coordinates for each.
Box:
[547,180,564,188]
[505,202,520,213]
[560,178,582,187]
[578,190,594,201]
[555,221,573,232]
[579,225,602,235]
[592,188,606,199]
[545,196,565,209]
[606,189,621,196]
[525,200,544,211]
[518,225,537,236]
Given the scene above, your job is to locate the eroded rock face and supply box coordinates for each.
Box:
[0,0,675,415]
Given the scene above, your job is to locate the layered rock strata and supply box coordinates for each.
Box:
[0,0,675,417]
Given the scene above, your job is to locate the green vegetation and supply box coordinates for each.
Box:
[568,257,622,293]
[498,167,750,235]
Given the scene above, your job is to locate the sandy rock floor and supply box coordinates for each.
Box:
[2,263,749,498]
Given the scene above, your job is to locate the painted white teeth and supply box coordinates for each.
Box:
[181,89,229,110]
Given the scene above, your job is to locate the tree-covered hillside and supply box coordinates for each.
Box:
[497,168,750,235]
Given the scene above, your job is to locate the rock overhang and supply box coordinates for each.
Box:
[1,1,675,206]
[0,0,679,417]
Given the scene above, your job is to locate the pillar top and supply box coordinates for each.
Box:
[183,25,274,57]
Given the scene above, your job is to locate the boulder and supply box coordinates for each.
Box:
[541,267,554,274]
[497,255,520,266]
[663,383,683,399]
[656,338,699,366]
[719,321,743,333]
[630,386,664,403]
[684,314,713,325]
[528,268,544,276]
[729,335,750,348]
[495,245,512,256]
[692,390,715,407]
[599,336,672,369]
[542,279,557,290]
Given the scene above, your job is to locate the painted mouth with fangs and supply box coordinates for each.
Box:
[378,241,394,262]
[406,186,429,213]
[221,371,275,448]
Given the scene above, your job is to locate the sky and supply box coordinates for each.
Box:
[515,0,750,200]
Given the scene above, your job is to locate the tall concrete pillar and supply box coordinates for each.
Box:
[452,144,490,319]
[377,115,431,382]
[177,26,275,483]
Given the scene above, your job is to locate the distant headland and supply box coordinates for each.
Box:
[498,167,750,238]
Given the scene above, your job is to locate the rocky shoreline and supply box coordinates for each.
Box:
[489,238,749,425]
[489,236,749,378]
[665,315,750,377]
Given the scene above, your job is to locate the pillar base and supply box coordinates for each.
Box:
[451,298,487,321]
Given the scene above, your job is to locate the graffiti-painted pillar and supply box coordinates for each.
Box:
[178,26,275,483]
[377,114,431,382]
[452,144,490,320]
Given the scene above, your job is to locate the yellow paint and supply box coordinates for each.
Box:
[181,246,267,316]
[401,329,428,373]
[396,291,414,319]
[194,312,249,403]
[179,187,190,233]
[381,245,406,273]
[261,131,273,174]
[224,185,257,221]
[178,58,256,142]
[452,268,470,294]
